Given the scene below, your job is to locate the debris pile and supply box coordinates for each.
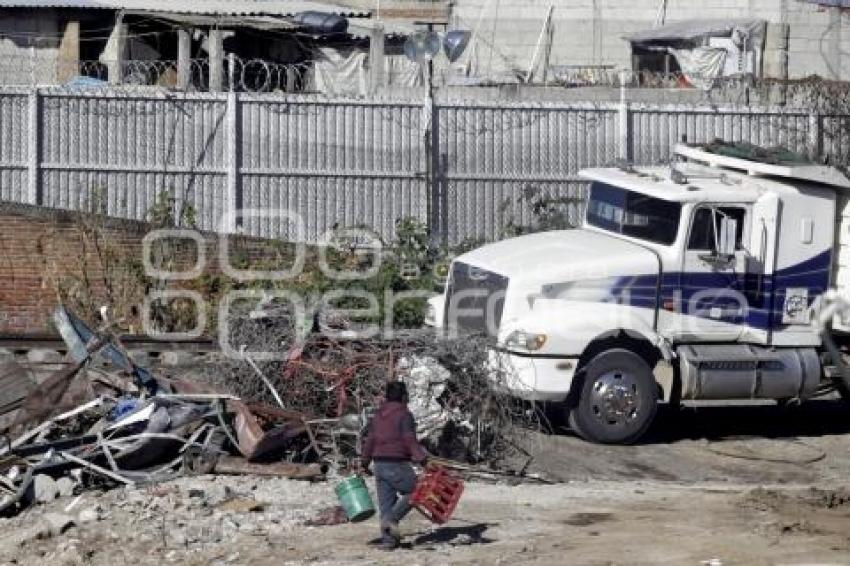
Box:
[0,303,541,520]
[201,303,542,467]
[0,307,326,519]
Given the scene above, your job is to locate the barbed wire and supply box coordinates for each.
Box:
[0,55,315,93]
[0,50,842,110]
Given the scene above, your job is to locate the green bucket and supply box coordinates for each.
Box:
[335,475,376,522]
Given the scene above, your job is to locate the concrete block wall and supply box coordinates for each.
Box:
[451,0,850,80]
[0,10,63,86]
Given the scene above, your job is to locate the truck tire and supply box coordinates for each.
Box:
[568,349,658,444]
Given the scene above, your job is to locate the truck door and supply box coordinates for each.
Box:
[747,193,780,342]
[674,204,750,341]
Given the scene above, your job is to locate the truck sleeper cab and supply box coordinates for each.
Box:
[427,141,850,444]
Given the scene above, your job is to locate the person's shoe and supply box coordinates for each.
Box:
[385,521,401,541]
[378,539,399,551]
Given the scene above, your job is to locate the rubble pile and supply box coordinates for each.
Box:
[0,304,539,521]
[0,307,326,520]
[0,474,340,564]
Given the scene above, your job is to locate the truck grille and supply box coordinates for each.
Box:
[444,261,508,338]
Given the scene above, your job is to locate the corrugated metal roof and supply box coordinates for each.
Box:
[0,0,370,17]
[624,19,765,43]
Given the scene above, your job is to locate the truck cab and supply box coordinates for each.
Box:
[427,141,850,444]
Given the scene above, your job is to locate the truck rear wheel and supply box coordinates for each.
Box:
[568,349,658,444]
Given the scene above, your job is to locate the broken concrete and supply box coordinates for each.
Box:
[41,512,75,537]
[55,477,75,498]
[33,475,59,504]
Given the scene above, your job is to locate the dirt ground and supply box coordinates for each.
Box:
[3,400,850,565]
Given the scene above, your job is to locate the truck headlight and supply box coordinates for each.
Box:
[504,330,547,351]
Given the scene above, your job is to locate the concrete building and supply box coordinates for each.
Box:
[3,1,847,89]
[354,0,847,82]
[0,1,376,90]
[445,0,848,81]
[0,9,81,85]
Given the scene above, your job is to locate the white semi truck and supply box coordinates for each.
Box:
[427,141,850,444]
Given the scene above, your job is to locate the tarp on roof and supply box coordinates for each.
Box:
[0,0,370,17]
[624,18,766,44]
[669,47,727,90]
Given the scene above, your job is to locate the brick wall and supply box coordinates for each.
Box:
[0,203,141,335]
[0,202,288,336]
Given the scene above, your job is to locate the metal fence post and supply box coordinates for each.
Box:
[618,71,632,162]
[809,111,823,161]
[27,88,40,205]
[225,91,240,233]
[428,94,442,245]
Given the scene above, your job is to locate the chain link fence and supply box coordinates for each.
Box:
[0,81,845,245]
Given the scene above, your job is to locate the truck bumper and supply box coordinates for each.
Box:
[490,350,578,402]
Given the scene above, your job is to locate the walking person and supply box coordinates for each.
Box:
[359,381,428,550]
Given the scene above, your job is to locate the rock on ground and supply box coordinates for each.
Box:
[33,475,59,504]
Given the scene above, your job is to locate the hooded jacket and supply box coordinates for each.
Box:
[361,401,428,465]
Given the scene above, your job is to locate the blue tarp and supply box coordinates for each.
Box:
[63,76,108,89]
[798,0,850,7]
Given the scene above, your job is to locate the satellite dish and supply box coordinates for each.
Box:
[443,30,471,63]
[404,31,441,64]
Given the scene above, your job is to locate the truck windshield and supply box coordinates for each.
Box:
[586,182,682,245]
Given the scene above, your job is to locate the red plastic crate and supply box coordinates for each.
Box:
[410,463,465,524]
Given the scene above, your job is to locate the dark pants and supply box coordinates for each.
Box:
[374,460,417,542]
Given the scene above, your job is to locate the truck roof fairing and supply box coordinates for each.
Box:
[675,143,850,190]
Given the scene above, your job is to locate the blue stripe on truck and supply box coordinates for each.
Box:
[603,249,832,331]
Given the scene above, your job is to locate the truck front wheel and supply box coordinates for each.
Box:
[568,349,658,444]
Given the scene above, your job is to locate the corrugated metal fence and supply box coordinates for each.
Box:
[0,87,830,245]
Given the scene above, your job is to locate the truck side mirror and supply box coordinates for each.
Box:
[718,216,737,257]
[698,214,737,268]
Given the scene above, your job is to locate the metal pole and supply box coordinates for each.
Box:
[809,112,822,162]
[225,91,239,232]
[27,88,39,205]
[424,23,441,246]
[619,70,631,162]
